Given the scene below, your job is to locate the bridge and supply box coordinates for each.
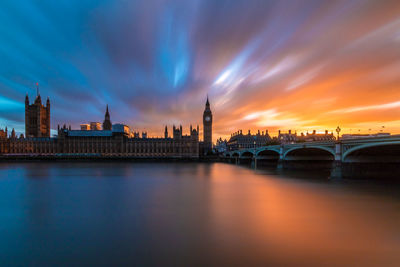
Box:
[222,135,400,177]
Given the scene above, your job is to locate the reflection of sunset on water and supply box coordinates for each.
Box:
[206,164,400,265]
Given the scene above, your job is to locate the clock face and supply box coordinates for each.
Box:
[205,116,211,122]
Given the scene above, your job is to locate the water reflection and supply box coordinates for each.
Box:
[0,162,398,266]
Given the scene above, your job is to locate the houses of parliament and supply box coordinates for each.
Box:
[0,89,213,158]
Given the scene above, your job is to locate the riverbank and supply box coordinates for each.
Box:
[0,154,221,162]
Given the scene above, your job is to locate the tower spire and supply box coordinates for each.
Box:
[36,82,39,96]
[103,104,112,130]
[203,94,212,154]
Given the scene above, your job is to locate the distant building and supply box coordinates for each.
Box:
[90,122,102,131]
[215,138,228,153]
[299,130,335,142]
[0,128,7,139]
[85,106,112,131]
[277,130,298,144]
[0,93,207,158]
[341,133,390,140]
[278,130,335,144]
[25,86,50,138]
[0,125,200,158]
[227,130,271,151]
[112,124,130,135]
[80,124,90,131]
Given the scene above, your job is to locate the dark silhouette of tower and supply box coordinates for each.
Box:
[164,126,168,138]
[25,84,50,137]
[103,105,112,130]
[203,96,213,153]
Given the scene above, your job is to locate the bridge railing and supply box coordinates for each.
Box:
[224,135,400,158]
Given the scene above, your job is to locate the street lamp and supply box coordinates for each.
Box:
[336,126,341,140]
[253,137,257,169]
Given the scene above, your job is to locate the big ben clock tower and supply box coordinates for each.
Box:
[203,96,213,153]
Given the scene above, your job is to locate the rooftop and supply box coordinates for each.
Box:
[67,130,113,137]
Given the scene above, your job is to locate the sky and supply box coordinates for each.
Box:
[0,0,399,141]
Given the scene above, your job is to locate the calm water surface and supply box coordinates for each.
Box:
[0,162,399,266]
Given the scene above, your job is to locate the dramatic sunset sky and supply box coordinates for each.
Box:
[0,0,399,140]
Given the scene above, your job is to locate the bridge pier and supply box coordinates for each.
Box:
[277,146,284,169]
[330,161,342,179]
[330,142,343,179]
[277,159,283,169]
[251,157,257,169]
[335,142,342,162]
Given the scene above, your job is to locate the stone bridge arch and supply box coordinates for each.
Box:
[283,146,335,160]
[256,148,280,165]
[256,147,280,157]
[241,151,254,158]
[343,141,400,163]
[232,152,240,158]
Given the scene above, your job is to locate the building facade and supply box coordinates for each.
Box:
[227,130,271,151]
[90,122,102,131]
[0,94,201,158]
[25,89,50,138]
[215,138,228,154]
[0,125,199,158]
[278,130,335,144]
[80,124,90,130]
[341,133,390,140]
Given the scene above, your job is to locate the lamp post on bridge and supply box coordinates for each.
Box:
[332,126,343,179]
[336,126,341,141]
[253,138,257,169]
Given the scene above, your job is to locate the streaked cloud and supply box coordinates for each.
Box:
[0,0,399,139]
[330,101,400,114]
[242,109,315,129]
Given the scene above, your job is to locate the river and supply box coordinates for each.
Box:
[0,162,399,266]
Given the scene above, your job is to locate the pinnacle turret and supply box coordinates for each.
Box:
[105,104,110,117]
[103,104,112,130]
